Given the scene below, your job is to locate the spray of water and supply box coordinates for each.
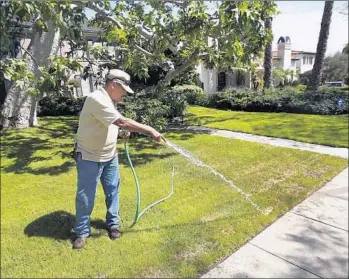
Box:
[164,140,273,215]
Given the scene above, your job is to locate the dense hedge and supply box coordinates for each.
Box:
[38,96,87,116]
[169,85,206,105]
[194,86,349,115]
[38,85,348,130]
[38,86,197,130]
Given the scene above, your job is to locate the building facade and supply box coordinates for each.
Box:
[197,36,316,93]
[273,36,316,74]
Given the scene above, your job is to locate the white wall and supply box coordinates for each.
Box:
[299,54,315,73]
[197,62,252,92]
[295,59,302,71]
[197,63,218,93]
[278,42,292,69]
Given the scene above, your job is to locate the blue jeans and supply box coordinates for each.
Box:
[74,153,120,238]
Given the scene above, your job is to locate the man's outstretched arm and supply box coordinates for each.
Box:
[113,117,162,142]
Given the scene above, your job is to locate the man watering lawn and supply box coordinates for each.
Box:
[72,69,162,250]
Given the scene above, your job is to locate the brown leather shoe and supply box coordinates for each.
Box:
[108,227,122,240]
[72,237,86,249]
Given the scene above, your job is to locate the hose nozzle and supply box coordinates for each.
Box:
[160,135,167,143]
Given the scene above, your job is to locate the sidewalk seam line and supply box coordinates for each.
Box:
[321,192,348,201]
[290,211,348,232]
[248,243,323,278]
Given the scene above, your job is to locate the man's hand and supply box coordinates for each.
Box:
[113,117,163,143]
[150,128,162,143]
[118,129,131,140]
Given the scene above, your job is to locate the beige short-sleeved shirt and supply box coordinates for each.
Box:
[76,88,122,162]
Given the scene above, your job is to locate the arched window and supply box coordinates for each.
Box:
[217,72,226,91]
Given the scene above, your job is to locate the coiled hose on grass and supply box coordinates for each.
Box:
[124,140,175,228]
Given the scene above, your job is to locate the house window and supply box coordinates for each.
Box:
[309,57,313,64]
[303,56,306,64]
[291,60,296,67]
[236,70,245,86]
[217,72,226,91]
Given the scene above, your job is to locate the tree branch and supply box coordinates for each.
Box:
[154,50,200,95]
[86,3,160,58]
[86,2,123,29]
[86,2,181,55]
[87,2,152,41]
[135,45,153,56]
[21,46,39,67]
[25,31,38,54]
[80,54,97,66]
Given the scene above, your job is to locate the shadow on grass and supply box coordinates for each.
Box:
[24,210,107,240]
[1,118,195,176]
[1,132,76,175]
[1,117,78,175]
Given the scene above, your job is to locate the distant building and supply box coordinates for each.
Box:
[273,36,316,74]
[197,36,317,93]
[13,25,317,95]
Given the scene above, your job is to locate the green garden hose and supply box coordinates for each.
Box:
[124,140,174,228]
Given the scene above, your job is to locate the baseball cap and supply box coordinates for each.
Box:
[106,69,134,94]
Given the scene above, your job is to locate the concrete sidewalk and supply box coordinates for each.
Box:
[202,167,348,278]
[195,127,349,278]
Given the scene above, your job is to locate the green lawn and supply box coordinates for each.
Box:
[186,106,349,148]
[1,116,347,278]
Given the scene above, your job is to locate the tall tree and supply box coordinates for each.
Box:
[308,1,334,91]
[0,1,85,129]
[1,0,278,129]
[83,0,278,94]
[322,52,349,84]
[263,1,274,89]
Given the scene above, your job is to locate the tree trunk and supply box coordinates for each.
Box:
[0,21,60,129]
[308,1,334,91]
[29,95,40,127]
[153,51,199,97]
[263,14,273,89]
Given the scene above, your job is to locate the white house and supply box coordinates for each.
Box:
[273,36,316,74]
[196,63,252,93]
[196,36,316,93]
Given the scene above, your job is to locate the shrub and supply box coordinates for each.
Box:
[170,85,205,105]
[297,91,349,114]
[205,91,234,109]
[282,86,298,94]
[317,86,349,94]
[295,84,307,93]
[118,92,170,131]
[199,87,348,115]
[245,93,279,112]
[38,96,86,116]
[38,86,191,131]
[158,87,188,120]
